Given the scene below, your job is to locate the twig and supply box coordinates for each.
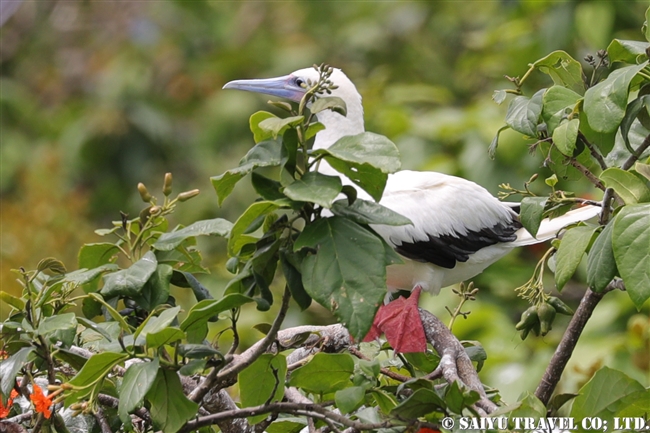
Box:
[578,132,608,171]
[177,401,391,433]
[567,159,605,191]
[419,309,497,414]
[622,132,650,170]
[93,406,112,433]
[97,393,150,423]
[534,280,625,405]
[599,188,615,226]
[348,346,411,382]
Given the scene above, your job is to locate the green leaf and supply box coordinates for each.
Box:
[239,354,287,424]
[607,39,650,64]
[371,390,398,414]
[62,264,120,290]
[180,294,254,343]
[119,358,159,424]
[279,251,311,310]
[552,118,580,156]
[76,317,114,342]
[335,386,366,414]
[520,197,548,238]
[101,251,158,298]
[600,167,650,204]
[0,347,35,399]
[135,306,181,344]
[587,222,618,292]
[492,89,507,105]
[146,368,199,433]
[305,122,325,141]
[88,293,133,333]
[330,199,412,226]
[312,132,401,201]
[249,111,277,143]
[542,86,582,134]
[636,161,650,181]
[621,95,650,152]
[570,366,644,429]
[78,243,119,269]
[505,89,544,137]
[228,201,281,256]
[289,353,354,394]
[37,313,77,347]
[132,264,173,311]
[146,327,186,349]
[554,226,598,291]
[390,388,445,418]
[258,115,304,138]
[311,96,347,116]
[153,219,232,251]
[69,352,129,388]
[445,381,481,414]
[37,257,66,275]
[583,62,648,134]
[283,172,342,208]
[534,50,586,95]
[178,344,221,359]
[251,172,285,201]
[613,204,650,308]
[170,271,213,302]
[211,139,283,206]
[294,217,390,341]
[0,291,25,311]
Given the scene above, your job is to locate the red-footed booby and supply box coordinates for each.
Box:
[223,67,599,352]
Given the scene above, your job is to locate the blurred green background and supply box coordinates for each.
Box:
[1,0,647,403]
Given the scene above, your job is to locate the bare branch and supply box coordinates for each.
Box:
[578,132,608,171]
[534,280,625,405]
[622,132,650,170]
[92,406,112,433]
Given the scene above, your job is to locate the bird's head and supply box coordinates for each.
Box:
[223,66,365,148]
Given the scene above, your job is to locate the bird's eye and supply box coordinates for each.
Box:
[295,78,306,88]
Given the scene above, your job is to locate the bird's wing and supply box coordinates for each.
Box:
[372,170,521,269]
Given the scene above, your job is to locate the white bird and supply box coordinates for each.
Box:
[223,67,599,351]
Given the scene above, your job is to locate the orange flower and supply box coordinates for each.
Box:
[0,389,19,418]
[30,383,53,419]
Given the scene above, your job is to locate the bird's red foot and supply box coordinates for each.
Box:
[363,286,426,353]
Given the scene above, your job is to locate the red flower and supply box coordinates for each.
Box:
[418,428,441,433]
[30,383,53,419]
[0,389,19,418]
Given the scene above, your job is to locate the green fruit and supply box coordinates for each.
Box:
[516,307,540,330]
[547,296,574,315]
[537,302,557,336]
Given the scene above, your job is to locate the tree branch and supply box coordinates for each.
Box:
[622,132,650,170]
[419,309,497,414]
[534,279,625,405]
[567,158,606,191]
[578,132,608,171]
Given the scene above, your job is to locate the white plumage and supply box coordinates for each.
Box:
[223,67,599,296]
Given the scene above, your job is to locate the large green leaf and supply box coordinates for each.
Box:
[542,85,582,134]
[389,388,446,418]
[249,111,277,143]
[0,347,35,400]
[330,199,412,226]
[335,386,366,414]
[259,115,304,138]
[294,217,389,340]
[288,353,354,394]
[554,226,598,291]
[153,219,232,251]
[283,171,342,208]
[37,313,77,347]
[311,96,347,116]
[135,306,181,344]
[239,354,287,424]
[101,251,158,298]
[146,368,199,433]
[66,352,129,404]
[519,196,548,238]
[583,62,648,133]
[118,358,159,424]
[613,204,650,308]
[534,50,586,95]
[600,167,650,204]
[132,264,173,311]
[180,294,254,343]
[505,89,544,137]
[78,243,119,269]
[587,222,618,293]
[607,39,650,64]
[211,139,283,206]
[552,118,580,156]
[312,132,401,201]
[571,367,645,432]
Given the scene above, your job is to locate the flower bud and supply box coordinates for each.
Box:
[137,183,153,203]
[163,173,173,196]
[177,189,200,202]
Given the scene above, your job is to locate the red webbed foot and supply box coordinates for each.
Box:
[362,286,426,353]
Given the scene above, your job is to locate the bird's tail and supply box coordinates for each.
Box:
[514,205,601,246]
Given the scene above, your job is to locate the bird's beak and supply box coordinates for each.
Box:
[222,74,305,102]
